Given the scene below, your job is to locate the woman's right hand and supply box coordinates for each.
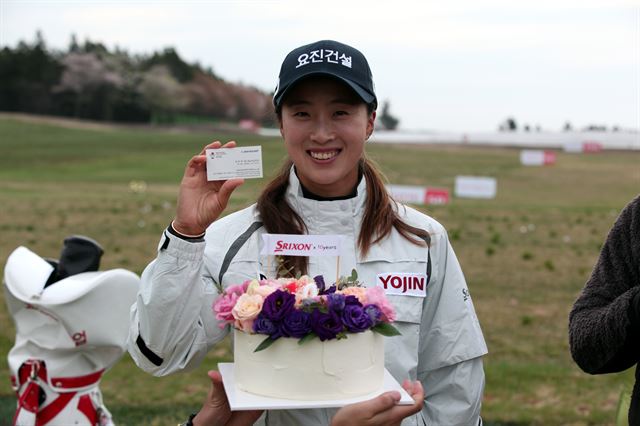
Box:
[173,141,245,236]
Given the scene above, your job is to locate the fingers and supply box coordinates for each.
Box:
[207,370,228,408]
[208,369,262,426]
[366,382,424,425]
[402,379,424,405]
[379,380,423,422]
[199,140,237,155]
[411,380,424,403]
[367,391,402,415]
[217,178,245,207]
[187,140,238,178]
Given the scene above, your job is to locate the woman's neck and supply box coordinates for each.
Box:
[296,168,362,201]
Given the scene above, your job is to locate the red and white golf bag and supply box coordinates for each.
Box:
[3,236,139,425]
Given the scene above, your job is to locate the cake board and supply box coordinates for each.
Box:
[218,362,414,411]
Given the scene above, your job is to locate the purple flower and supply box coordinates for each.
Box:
[281,310,312,338]
[253,313,278,336]
[310,309,344,341]
[327,293,346,312]
[262,289,295,322]
[364,304,382,325]
[344,295,362,307]
[342,304,373,332]
[314,275,326,293]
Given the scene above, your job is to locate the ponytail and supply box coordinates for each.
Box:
[359,155,429,257]
[256,160,308,276]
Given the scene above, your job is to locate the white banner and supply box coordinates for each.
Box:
[520,149,556,166]
[454,176,497,199]
[386,184,425,204]
[520,150,545,166]
[260,234,345,257]
[387,184,450,205]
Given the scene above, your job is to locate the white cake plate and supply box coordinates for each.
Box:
[218,362,414,410]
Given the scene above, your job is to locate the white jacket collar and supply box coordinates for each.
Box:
[285,165,366,212]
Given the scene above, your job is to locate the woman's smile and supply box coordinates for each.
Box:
[308,149,341,162]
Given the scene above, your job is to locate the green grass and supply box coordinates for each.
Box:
[1,116,639,425]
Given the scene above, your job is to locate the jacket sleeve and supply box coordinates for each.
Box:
[420,358,485,426]
[127,231,228,376]
[417,228,488,425]
[569,195,640,375]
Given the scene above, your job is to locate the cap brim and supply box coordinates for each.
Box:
[274,71,376,108]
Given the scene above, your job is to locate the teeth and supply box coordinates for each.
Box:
[310,151,338,160]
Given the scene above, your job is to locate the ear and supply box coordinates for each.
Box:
[279,119,285,138]
[366,111,376,140]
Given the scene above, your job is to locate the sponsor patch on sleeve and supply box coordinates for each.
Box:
[376,273,427,297]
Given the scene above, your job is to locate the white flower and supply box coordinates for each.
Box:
[298,282,319,299]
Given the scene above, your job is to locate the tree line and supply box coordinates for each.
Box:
[0,32,274,125]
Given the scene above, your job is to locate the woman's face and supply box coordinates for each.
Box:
[280,77,375,198]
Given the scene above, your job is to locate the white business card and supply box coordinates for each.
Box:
[206,146,263,181]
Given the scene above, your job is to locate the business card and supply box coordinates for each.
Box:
[206,146,263,181]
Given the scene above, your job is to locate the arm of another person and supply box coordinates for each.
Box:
[569,195,640,375]
[417,228,488,425]
[127,141,244,376]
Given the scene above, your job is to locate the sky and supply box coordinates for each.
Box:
[1,0,638,133]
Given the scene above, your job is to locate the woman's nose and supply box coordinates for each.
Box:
[310,118,335,143]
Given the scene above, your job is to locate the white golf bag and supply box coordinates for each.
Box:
[3,236,140,425]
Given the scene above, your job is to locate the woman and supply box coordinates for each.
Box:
[128,40,487,425]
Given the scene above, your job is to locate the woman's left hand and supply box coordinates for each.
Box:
[330,379,424,426]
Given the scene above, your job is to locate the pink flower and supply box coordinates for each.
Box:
[213,292,239,328]
[366,286,396,322]
[227,280,251,296]
[232,294,264,332]
[247,282,278,298]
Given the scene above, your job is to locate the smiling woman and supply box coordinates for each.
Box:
[127,39,488,426]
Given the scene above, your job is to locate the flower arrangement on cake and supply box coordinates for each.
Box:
[213,270,400,352]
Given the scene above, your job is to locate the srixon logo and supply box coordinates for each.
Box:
[274,240,312,252]
[376,273,427,298]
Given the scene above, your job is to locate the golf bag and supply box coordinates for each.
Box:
[3,236,139,425]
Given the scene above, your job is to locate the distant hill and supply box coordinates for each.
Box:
[0,32,275,126]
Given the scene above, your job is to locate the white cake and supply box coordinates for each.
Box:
[233,329,384,400]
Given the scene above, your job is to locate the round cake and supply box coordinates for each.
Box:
[233,329,384,400]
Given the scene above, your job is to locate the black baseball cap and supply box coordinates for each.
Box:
[273,40,377,110]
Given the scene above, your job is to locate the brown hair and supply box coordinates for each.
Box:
[256,155,430,277]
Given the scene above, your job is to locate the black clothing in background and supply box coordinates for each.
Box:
[569,195,640,425]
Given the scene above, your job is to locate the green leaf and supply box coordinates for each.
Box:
[372,323,402,337]
[297,332,318,345]
[254,336,277,352]
[336,332,348,340]
[350,269,358,282]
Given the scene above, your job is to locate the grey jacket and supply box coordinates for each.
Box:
[128,169,488,425]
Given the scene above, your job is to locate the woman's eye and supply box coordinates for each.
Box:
[293,111,309,117]
[334,110,349,116]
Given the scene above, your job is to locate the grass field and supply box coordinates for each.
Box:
[0,115,639,425]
